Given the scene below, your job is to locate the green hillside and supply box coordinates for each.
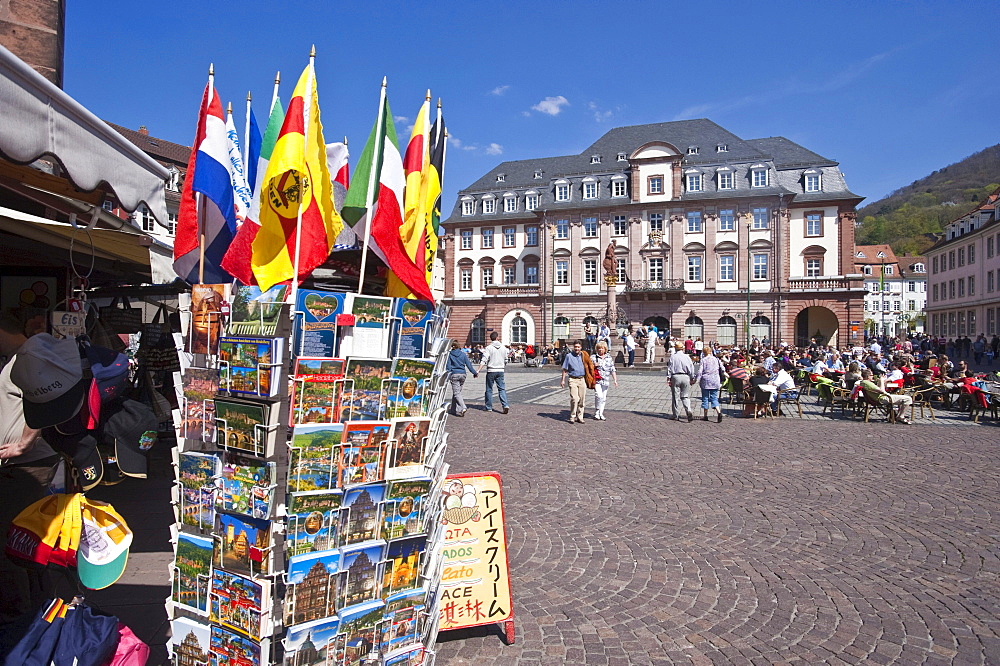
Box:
[856,144,1000,255]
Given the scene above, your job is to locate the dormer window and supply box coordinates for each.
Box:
[582,177,598,200]
[804,168,822,193]
[554,181,570,202]
[687,146,699,155]
[617,152,627,161]
[610,175,628,198]
[524,190,539,211]
[482,195,496,214]
[503,193,517,213]
[750,164,769,188]
[685,172,703,192]
[912,263,925,273]
[533,169,542,179]
[461,197,475,216]
[716,166,735,190]
[863,266,873,275]
[496,173,505,183]
[590,155,601,164]
[716,144,728,153]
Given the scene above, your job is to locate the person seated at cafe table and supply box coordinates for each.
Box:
[912,370,952,408]
[858,368,913,424]
[884,362,905,392]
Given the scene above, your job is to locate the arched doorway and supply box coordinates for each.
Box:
[470,317,486,345]
[750,315,771,344]
[554,316,570,341]
[794,307,839,347]
[684,315,703,340]
[503,310,534,346]
[717,316,737,346]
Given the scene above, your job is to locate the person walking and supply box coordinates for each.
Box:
[694,347,725,422]
[592,342,618,420]
[666,342,695,422]
[446,341,478,416]
[560,340,594,423]
[478,332,510,414]
[644,326,657,364]
[623,326,637,368]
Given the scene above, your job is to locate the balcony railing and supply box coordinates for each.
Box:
[484,284,541,296]
[787,276,865,291]
[624,278,685,292]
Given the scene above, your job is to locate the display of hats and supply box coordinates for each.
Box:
[84,345,129,404]
[101,400,157,479]
[5,493,83,568]
[78,499,133,590]
[10,334,88,429]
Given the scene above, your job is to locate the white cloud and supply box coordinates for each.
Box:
[530,95,569,116]
[485,143,504,156]
[489,85,511,96]
[448,135,477,151]
[587,101,613,122]
[393,115,409,124]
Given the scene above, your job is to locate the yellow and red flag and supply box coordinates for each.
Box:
[251,61,342,290]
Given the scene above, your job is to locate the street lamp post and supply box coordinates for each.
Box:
[746,218,752,348]
[550,224,557,345]
[880,255,886,340]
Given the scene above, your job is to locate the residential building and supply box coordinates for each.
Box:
[924,186,1000,339]
[441,119,865,348]
[854,245,927,337]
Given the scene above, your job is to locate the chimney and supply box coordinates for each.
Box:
[138,126,149,136]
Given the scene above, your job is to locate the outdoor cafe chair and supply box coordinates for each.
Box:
[905,387,937,422]
[775,389,803,418]
[858,386,896,424]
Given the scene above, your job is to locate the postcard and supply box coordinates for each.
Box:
[181,367,219,443]
[228,284,288,337]
[381,588,427,654]
[177,451,220,530]
[169,616,212,664]
[382,535,426,598]
[383,645,426,666]
[284,615,340,665]
[338,422,389,487]
[288,423,343,492]
[216,512,270,576]
[173,532,213,615]
[382,478,432,541]
[286,489,343,557]
[189,284,227,355]
[392,299,434,359]
[219,337,283,398]
[344,294,393,357]
[294,289,346,358]
[385,358,434,419]
[291,357,346,424]
[336,598,385,663]
[339,358,394,421]
[285,550,342,627]
[340,483,385,547]
[217,454,276,520]
[210,568,268,640]
[209,624,260,666]
[384,418,431,480]
[215,398,269,457]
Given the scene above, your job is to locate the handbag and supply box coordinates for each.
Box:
[98,297,142,334]
[136,304,180,373]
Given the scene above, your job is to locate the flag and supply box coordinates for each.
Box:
[173,82,237,284]
[221,96,283,285]
[246,106,262,195]
[251,62,342,291]
[225,109,252,224]
[429,105,446,238]
[327,141,356,248]
[342,88,433,302]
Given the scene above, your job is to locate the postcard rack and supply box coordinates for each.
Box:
[166,284,454,666]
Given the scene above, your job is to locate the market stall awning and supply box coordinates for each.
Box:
[0,43,170,225]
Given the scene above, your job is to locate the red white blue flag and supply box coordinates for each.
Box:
[173,82,237,284]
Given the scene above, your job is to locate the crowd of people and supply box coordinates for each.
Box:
[448,328,999,426]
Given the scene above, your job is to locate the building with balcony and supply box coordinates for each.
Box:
[924,186,1000,339]
[441,119,866,348]
[855,245,927,337]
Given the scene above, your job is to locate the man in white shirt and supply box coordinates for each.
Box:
[870,340,882,355]
[478,332,510,414]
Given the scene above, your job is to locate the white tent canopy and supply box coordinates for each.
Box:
[0,43,170,225]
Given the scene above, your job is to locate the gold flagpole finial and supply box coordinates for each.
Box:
[426,89,431,101]
[246,91,252,102]
[226,101,232,115]
[310,44,316,58]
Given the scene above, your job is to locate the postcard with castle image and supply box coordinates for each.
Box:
[181,367,219,443]
[219,337,283,398]
[217,453,276,520]
[288,423,343,493]
[339,358,393,421]
[340,482,386,546]
[383,645,426,666]
[169,616,212,665]
[384,418,431,481]
[294,289,346,358]
[385,358,435,419]
[210,568,268,640]
[214,398,268,457]
[338,422,390,488]
[189,284,227,355]
[380,587,427,654]
[284,615,340,666]
[285,550,342,628]
[381,535,426,599]
[336,543,385,613]
[228,284,288,337]
[173,532,213,615]
[209,624,261,666]
[216,512,271,577]
[291,357,346,424]
[333,598,385,663]
[382,478,432,541]
[178,451,220,530]
[286,489,343,557]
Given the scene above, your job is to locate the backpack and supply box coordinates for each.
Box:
[101,623,149,666]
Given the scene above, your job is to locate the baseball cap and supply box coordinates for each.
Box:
[101,400,157,479]
[84,345,129,404]
[5,492,83,568]
[10,334,87,429]
[78,498,132,590]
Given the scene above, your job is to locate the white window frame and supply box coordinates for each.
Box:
[525,226,538,247]
[649,213,664,233]
[686,211,702,233]
[752,253,769,280]
[503,266,516,285]
[718,171,734,190]
[752,168,769,188]
[555,260,569,285]
[482,197,496,214]
[167,212,177,236]
[687,256,702,282]
[719,255,735,281]
[525,193,539,211]
[805,173,821,192]
[460,229,473,250]
[648,257,664,281]
[555,183,570,202]
[752,207,768,230]
[686,173,703,192]
[503,196,517,213]
[718,209,735,232]
[482,266,494,287]
[526,265,538,284]
[583,259,597,284]
[613,215,628,236]
[611,179,627,198]
[806,258,822,277]
[139,205,155,232]
[482,228,494,248]
[555,219,569,239]
[648,176,663,195]
[583,217,598,238]
[503,227,516,247]
[461,199,475,216]
[583,181,598,200]
[616,258,626,283]
[806,213,822,237]
[460,268,472,290]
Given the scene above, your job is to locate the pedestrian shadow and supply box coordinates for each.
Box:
[536,410,571,421]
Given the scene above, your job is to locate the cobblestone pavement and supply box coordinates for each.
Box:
[435,368,1000,665]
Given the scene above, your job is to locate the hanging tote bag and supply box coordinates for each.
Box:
[98,297,143,334]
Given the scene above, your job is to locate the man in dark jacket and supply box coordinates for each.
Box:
[446,341,478,416]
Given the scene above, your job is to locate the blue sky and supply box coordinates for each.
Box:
[65,1,998,215]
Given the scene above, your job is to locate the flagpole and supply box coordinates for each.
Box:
[438,98,447,232]
[243,91,252,168]
[198,63,215,284]
[357,77,387,296]
[290,48,315,310]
